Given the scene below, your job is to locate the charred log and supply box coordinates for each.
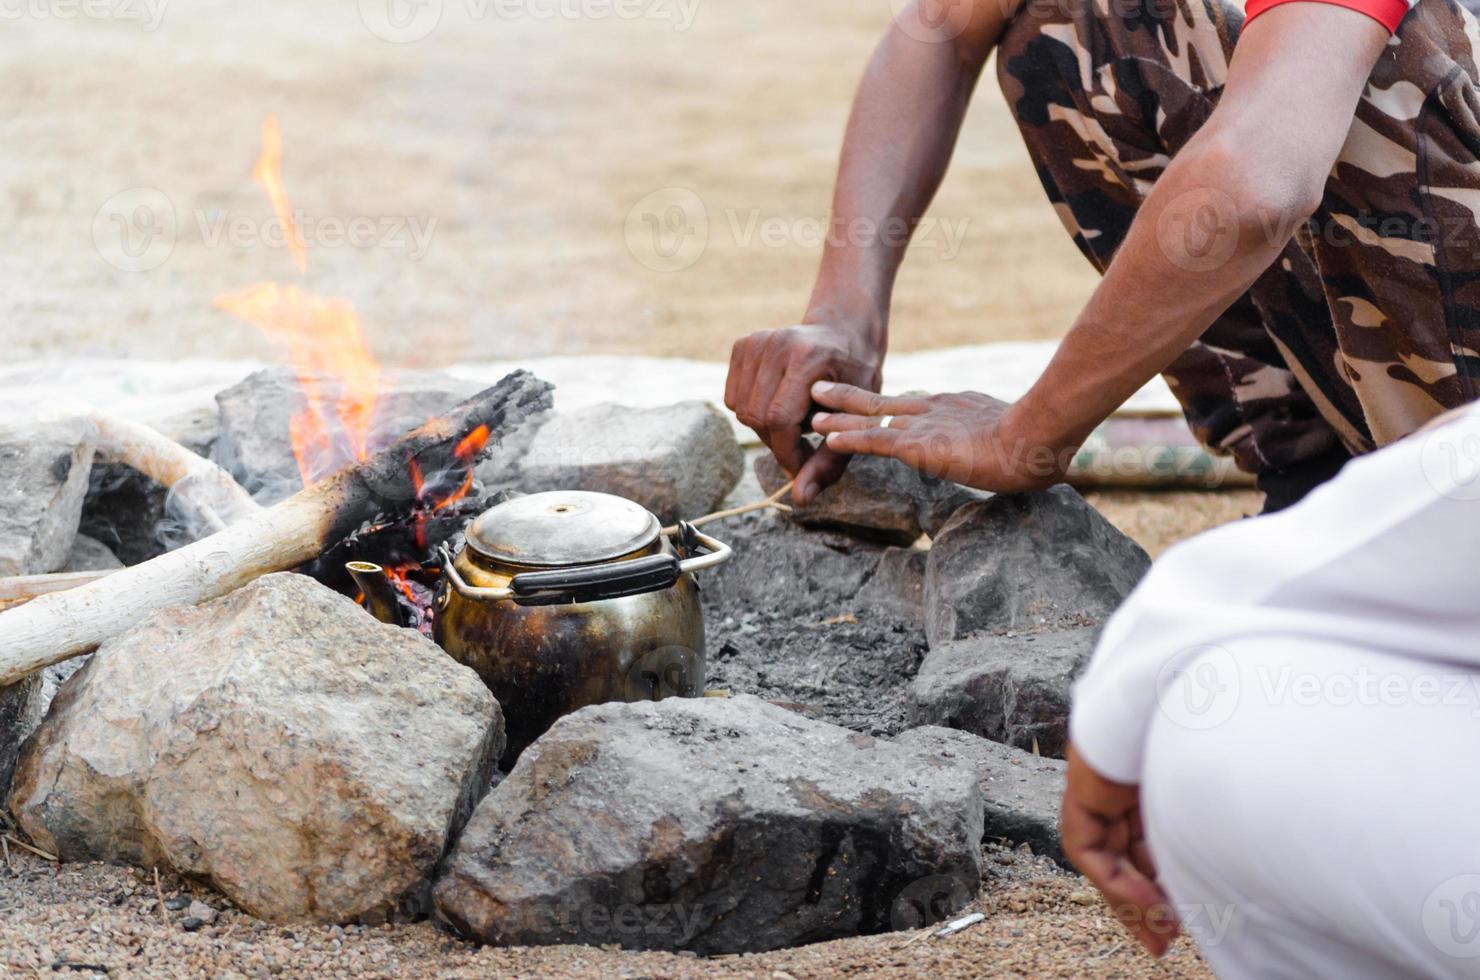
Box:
[0,371,554,685]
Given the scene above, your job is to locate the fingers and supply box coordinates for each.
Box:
[764,363,819,477]
[1061,800,1178,958]
[821,425,905,459]
[811,412,912,434]
[811,380,929,417]
[792,444,851,504]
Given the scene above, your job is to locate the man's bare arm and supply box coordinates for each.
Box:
[725,0,1018,502]
[814,4,1390,492]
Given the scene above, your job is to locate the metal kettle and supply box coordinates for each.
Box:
[433,490,731,764]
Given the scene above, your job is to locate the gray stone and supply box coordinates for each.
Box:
[698,512,924,736]
[61,534,124,572]
[212,368,487,503]
[11,574,502,924]
[701,510,889,617]
[895,726,1067,866]
[0,417,97,576]
[433,695,983,954]
[908,627,1097,759]
[924,487,1149,646]
[515,401,743,524]
[80,407,219,565]
[0,676,43,804]
[755,452,989,545]
[857,546,928,627]
[187,899,219,925]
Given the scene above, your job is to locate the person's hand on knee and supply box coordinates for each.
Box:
[1061,746,1180,957]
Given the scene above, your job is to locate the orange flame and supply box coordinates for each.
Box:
[215,116,382,486]
[251,114,307,274]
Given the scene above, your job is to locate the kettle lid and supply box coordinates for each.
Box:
[464,490,662,567]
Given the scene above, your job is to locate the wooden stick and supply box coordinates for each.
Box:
[0,413,264,612]
[88,411,263,533]
[0,371,553,686]
[0,571,113,612]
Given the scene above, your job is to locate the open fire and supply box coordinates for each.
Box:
[213,114,488,629]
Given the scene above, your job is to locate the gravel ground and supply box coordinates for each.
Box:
[0,843,1210,979]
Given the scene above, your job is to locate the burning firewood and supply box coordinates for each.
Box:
[0,370,553,687]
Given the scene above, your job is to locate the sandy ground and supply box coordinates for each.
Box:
[0,844,1211,979]
[0,3,1250,974]
[0,0,1097,366]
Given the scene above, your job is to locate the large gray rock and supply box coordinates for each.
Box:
[755,452,988,545]
[895,726,1067,865]
[0,418,97,576]
[213,368,486,503]
[81,407,218,565]
[433,695,983,954]
[908,627,1096,759]
[701,510,889,617]
[924,487,1150,646]
[11,574,502,924]
[515,401,743,524]
[857,546,928,628]
[699,513,924,736]
[60,534,124,572]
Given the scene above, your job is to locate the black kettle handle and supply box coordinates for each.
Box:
[509,554,681,607]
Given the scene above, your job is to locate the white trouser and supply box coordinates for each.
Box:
[1070,402,1480,978]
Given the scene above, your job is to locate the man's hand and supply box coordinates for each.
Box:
[809,381,1075,494]
[725,324,882,504]
[1061,746,1179,957]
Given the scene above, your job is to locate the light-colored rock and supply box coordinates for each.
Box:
[60,534,124,572]
[895,726,1067,865]
[515,401,743,524]
[433,695,983,954]
[0,417,97,576]
[11,574,503,924]
[924,487,1149,646]
[755,452,989,544]
[908,628,1097,759]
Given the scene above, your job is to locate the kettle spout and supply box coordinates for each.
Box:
[346,561,405,628]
